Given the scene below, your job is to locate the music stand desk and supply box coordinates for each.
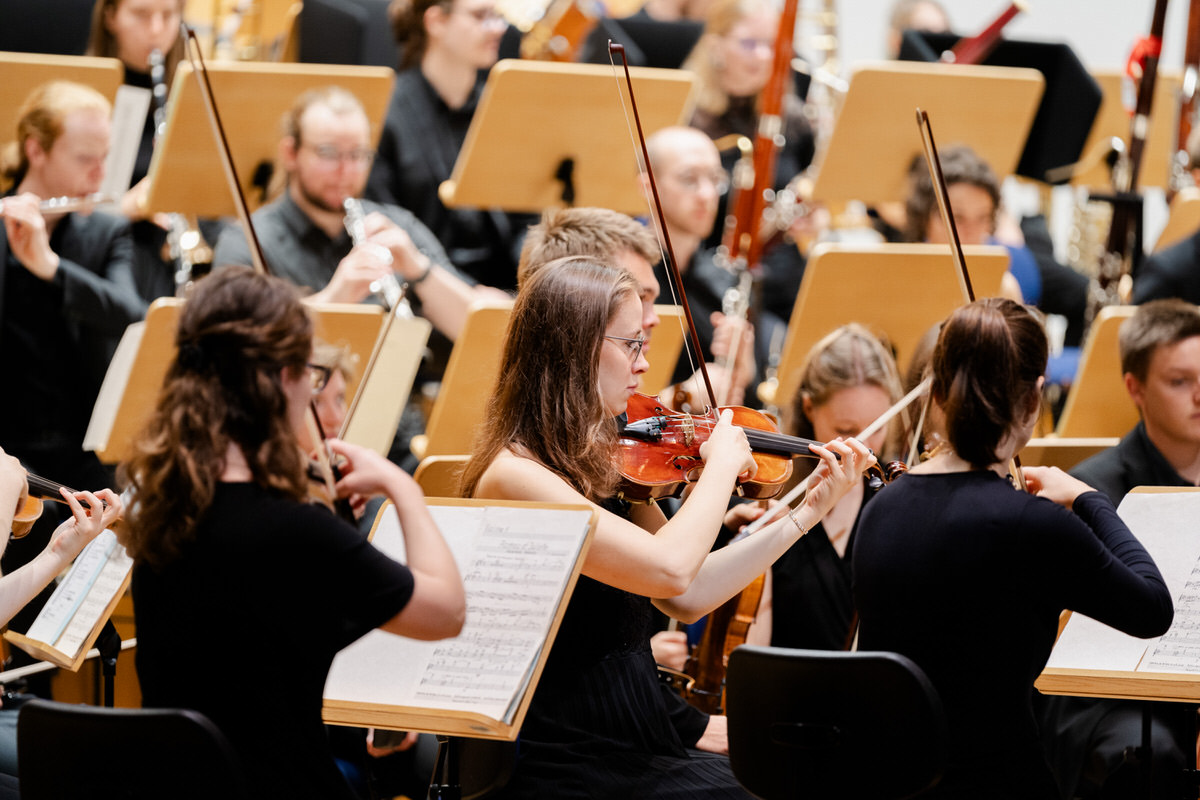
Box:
[1153,186,1200,253]
[1071,70,1182,192]
[810,61,1043,206]
[1037,488,1200,703]
[1055,305,1139,439]
[143,61,393,217]
[438,59,696,215]
[0,53,124,153]
[772,243,1009,413]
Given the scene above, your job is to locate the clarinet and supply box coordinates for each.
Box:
[148,49,169,144]
[342,198,412,317]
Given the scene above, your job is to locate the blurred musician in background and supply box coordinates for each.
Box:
[212,86,487,340]
[367,0,533,291]
[747,323,906,651]
[0,81,145,493]
[904,145,1090,381]
[87,0,203,303]
[885,0,949,59]
[1040,298,1200,800]
[643,126,758,409]
[212,86,497,470]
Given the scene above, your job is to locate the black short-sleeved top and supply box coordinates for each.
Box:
[133,482,415,799]
[853,471,1172,798]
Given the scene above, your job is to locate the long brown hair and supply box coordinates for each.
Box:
[932,297,1046,469]
[388,0,450,70]
[459,258,639,501]
[120,268,313,568]
[86,0,186,77]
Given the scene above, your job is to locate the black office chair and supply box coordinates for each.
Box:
[17,698,249,800]
[725,645,947,800]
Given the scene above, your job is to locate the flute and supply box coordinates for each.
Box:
[0,192,117,217]
[342,197,412,317]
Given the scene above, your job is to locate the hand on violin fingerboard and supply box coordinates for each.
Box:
[801,438,876,521]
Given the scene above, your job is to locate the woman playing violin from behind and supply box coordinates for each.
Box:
[853,297,1173,799]
[460,257,875,799]
[121,267,464,800]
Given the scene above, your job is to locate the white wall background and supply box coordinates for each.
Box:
[827,0,1189,74]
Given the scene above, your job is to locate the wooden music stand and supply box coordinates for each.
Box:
[1069,70,1182,192]
[1152,186,1200,253]
[1037,488,1200,703]
[438,60,696,215]
[410,300,685,460]
[413,455,470,498]
[142,61,393,217]
[1054,305,1139,439]
[84,298,397,463]
[770,243,1010,414]
[1018,437,1120,472]
[0,53,124,151]
[810,62,1043,206]
[323,498,597,740]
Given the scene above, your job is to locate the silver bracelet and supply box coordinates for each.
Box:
[409,257,435,285]
[787,508,808,536]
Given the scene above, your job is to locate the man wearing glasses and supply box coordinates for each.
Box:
[212,86,494,342]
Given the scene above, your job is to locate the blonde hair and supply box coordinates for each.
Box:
[791,324,906,460]
[683,0,776,117]
[1,81,111,190]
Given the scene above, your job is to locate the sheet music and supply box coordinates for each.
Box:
[325,503,592,730]
[1143,559,1200,673]
[25,530,132,654]
[1044,491,1200,676]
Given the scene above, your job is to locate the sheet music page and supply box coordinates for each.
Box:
[1044,491,1200,674]
[52,543,133,658]
[24,530,131,654]
[1142,556,1200,673]
[325,503,592,729]
[84,320,146,452]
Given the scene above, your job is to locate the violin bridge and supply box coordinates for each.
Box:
[680,416,695,447]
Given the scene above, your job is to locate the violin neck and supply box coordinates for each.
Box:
[741,428,821,459]
[26,472,77,504]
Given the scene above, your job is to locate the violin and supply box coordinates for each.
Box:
[617,392,905,503]
[12,472,111,539]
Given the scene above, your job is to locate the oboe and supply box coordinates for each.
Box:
[342,197,412,317]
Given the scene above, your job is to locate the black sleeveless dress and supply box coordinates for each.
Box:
[489,500,751,799]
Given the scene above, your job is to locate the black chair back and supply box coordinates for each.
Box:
[726,645,946,800]
[17,698,248,800]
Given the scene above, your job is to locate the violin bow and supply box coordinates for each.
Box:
[610,42,719,413]
[915,108,1026,488]
[183,27,354,519]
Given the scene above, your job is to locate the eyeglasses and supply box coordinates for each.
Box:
[730,37,773,55]
[453,5,506,26]
[307,362,333,395]
[303,144,376,166]
[667,170,730,194]
[604,334,647,362]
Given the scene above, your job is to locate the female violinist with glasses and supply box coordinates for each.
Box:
[460,257,875,798]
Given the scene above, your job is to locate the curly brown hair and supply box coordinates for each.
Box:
[120,268,313,568]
